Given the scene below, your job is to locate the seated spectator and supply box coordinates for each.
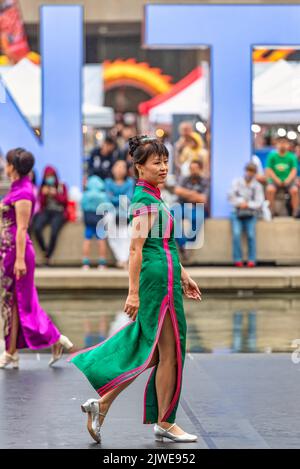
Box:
[228,162,264,267]
[88,136,116,180]
[158,131,175,176]
[159,174,178,207]
[293,142,300,185]
[170,160,209,261]
[32,166,68,265]
[265,136,299,217]
[105,160,134,270]
[81,175,109,270]
[174,121,194,176]
[179,131,209,178]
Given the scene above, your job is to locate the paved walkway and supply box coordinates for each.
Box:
[0,353,299,449]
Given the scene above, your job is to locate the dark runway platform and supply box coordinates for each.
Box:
[0,353,299,449]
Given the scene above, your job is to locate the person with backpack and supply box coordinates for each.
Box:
[81,175,109,269]
[228,162,265,267]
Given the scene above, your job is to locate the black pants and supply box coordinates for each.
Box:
[33,209,65,259]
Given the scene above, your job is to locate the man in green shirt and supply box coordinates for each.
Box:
[265,136,299,217]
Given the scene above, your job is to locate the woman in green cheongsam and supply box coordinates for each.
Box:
[70,136,202,443]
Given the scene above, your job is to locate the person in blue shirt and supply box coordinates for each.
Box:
[105,160,135,269]
[81,175,109,269]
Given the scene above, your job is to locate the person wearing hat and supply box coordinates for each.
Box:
[179,131,209,178]
[228,162,265,267]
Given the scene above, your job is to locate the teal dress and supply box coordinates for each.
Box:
[70,178,187,424]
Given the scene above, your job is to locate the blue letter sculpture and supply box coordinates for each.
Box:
[144,4,300,217]
[0,5,83,188]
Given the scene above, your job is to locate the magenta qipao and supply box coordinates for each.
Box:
[0,175,61,351]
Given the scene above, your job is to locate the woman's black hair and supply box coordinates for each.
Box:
[6,147,35,176]
[128,135,169,178]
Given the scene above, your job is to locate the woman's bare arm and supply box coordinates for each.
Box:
[124,212,157,320]
[15,200,31,259]
[14,200,32,279]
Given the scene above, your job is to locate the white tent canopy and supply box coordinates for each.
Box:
[149,78,209,123]
[253,60,300,123]
[140,65,210,124]
[4,58,300,127]
[0,58,115,127]
[142,59,300,125]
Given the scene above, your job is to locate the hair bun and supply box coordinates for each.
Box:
[128,135,149,156]
[13,150,35,176]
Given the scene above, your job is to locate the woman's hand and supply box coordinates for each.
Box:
[14,258,27,280]
[49,186,57,195]
[124,292,140,321]
[41,185,50,195]
[181,276,201,300]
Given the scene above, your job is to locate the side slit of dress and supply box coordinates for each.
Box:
[144,306,180,423]
[7,289,18,350]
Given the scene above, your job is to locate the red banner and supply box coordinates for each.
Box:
[0,0,29,63]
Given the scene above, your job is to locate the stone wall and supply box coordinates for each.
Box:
[31,218,300,266]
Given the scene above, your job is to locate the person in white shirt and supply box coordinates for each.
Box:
[228,162,265,267]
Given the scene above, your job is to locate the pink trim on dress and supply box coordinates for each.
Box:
[141,188,161,201]
[160,209,183,422]
[136,179,161,198]
[96,295,169,395]
[67,319,135,362]
[132,205,159,217]
[161,295,183,421]
[98,300,169,397]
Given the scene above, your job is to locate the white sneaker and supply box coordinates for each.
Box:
[48,335,74,367]
[154,423,198,442]
[0,351,19,369]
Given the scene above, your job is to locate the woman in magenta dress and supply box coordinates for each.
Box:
[0,148,73,368]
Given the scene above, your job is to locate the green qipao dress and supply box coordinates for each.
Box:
[70,178,187,424]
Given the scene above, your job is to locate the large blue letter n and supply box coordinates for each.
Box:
[0,5,83,189]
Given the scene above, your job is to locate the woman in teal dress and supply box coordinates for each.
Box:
[70,136,202,443]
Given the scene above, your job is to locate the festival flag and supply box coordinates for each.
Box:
[0,0,29,63]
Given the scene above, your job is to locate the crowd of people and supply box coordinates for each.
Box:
[228,136,300,266]
[2,122,300,269]
[82,120,211,267]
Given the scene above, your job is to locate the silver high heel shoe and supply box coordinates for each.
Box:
[48,334,73,367]
[0,351,19,369]
[154,423,198,442]
[81,398,107,444]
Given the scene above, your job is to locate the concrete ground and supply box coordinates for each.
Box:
[0,353,299,449]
